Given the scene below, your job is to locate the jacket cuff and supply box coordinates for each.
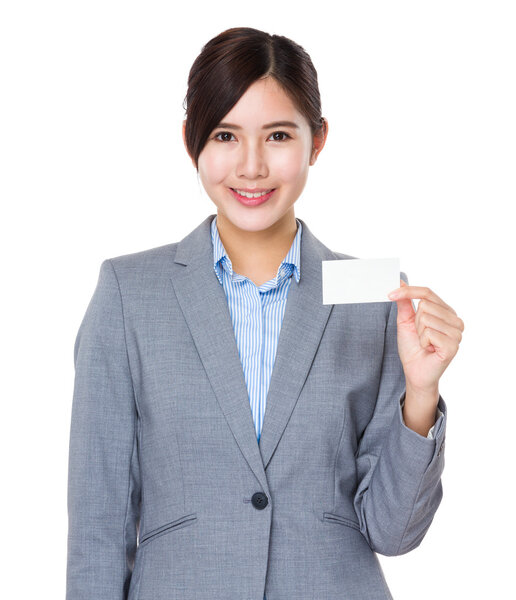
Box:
[397,390,447,466]
[400,396,444,439]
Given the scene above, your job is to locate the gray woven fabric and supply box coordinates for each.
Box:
[66,213,446,599]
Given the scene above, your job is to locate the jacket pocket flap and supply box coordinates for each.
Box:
[139,512,198,546]
[322,512,360,531]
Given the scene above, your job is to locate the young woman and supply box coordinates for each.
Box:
[66,27,464,600]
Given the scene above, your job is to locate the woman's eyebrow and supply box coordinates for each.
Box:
[216,121,300,130]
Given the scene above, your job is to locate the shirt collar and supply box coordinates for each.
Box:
[211,215,302,287]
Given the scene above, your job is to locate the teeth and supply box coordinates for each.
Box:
[234,189,271,198]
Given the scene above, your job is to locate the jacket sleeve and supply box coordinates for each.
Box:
[66,259,141,599]
[352,271,447,556]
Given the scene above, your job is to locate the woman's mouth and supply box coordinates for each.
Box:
[229,187,276,206]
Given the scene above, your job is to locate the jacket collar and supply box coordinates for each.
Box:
[171,214,337,494]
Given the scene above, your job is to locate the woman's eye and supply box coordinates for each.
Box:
[269,131,291,141]
[214,132,235,142]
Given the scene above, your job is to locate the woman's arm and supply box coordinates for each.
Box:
[352,272,447,556]
[66,259,141,600]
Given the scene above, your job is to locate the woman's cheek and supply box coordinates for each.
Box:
[274,146,310,181]
[199,149,232,184]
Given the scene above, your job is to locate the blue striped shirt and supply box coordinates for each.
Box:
[211,215,302,600]
[210,214,302,444]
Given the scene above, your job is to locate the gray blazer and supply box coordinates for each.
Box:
[66,213,447,600]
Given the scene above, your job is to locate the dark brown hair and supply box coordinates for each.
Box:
[183,27,327,170]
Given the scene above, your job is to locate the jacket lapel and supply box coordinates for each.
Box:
[170,214,337,494]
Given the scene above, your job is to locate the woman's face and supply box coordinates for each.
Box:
[188,77,327,234]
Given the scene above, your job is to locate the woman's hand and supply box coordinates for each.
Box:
[387,280,464,393]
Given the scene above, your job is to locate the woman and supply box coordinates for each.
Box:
[66,27,464,600]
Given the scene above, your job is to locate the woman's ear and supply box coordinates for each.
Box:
[310,117,329,166]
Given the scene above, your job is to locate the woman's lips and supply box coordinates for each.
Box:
[229,188,276,206]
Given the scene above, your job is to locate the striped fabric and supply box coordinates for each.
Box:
[210,214,302,444]
[211,215,302,600]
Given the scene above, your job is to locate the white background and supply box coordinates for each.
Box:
[1,1,514,597]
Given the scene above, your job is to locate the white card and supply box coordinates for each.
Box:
[322,257,401,304]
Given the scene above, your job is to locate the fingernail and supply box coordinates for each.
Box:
[388,291,399,299]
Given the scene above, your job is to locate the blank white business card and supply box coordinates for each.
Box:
[322,257,400,304]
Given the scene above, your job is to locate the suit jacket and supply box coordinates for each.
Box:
[66,213,447,600]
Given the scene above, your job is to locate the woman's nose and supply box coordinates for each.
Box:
[236,143,269,179]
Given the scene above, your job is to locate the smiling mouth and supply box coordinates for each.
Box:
[230,188,275,198]
[229,187,276,206]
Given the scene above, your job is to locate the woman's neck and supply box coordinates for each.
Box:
[215,210,298,286]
